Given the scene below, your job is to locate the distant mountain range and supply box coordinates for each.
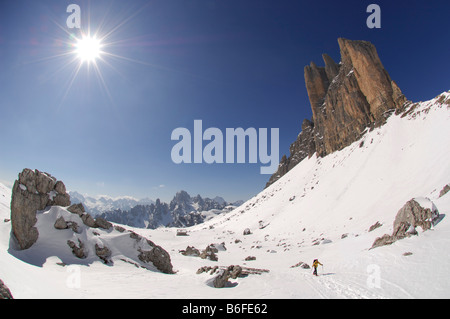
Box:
[69,190,243,229]
[69,191,155,216]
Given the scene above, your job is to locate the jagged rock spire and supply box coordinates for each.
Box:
[266,38,408,188]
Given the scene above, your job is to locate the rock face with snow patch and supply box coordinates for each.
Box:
[371,198,439,249]
[306,38,407,157]
[9,169,174,274]
[267,38,408,187]
[10,169,71,250]
[266,119,316,187]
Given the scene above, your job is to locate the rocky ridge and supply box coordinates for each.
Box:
[267,38,408,187]
[9,169,174,274]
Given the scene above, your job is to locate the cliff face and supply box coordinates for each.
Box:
[265,119,315,187]
[266,38,408,188]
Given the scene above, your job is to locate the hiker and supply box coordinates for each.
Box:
[312,259,323,276]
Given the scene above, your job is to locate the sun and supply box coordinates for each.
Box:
[74,34,103,63]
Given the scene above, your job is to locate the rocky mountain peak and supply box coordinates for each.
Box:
[267,38,408,188]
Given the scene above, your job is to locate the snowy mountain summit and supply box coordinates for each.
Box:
[68,191,155,216]
[98,190,238,229]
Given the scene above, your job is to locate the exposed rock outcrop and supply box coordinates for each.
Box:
[9,169,174,275]
[266,119,315,187]
[137,245,174,274]
[0,279,13,299]
[439,184,450,198]
[267,38,408,187]
[198,265,269,288]
[67,239,87,259]
[180,243,226,262]
[371,198,439,249]
[308,38,407,157]
[213,269,231,288]
[95,244,112,264]
[10,169,71,250]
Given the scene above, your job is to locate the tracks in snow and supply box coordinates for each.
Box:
[302,272,387,299]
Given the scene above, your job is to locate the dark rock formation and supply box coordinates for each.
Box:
[180,246,201,257]
[266,119,315,187]
[10,169,71,250]
[213,269,231,288]
[199,245,218,261]
[67,239,87,259]
[95,244,112,264]
[308,38,407,157]
[138,245,174,274]
[266,38,408,187]
[439,184,450,198]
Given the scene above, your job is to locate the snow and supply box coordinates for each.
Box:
[0,92,450,298]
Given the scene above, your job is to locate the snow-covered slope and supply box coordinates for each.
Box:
[0,92,449,298]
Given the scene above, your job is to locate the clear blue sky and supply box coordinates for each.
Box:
[0,0,449,202]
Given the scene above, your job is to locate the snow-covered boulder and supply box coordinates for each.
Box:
[8,169,174,274]
[10,169,71,250]
[372,197,439,249]
[9,205,174,274]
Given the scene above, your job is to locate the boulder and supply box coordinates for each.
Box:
[213,269,231,288]
[371,198,439,249]
[67,203,85,216]
[11,169,71,250]
[0,279,13,299]
[54,216,68,230]
[439,184,450,198]
[95,244,112,264]
[94,217,112,230]
[199,245,218,261]
[369,221,382,232]
[67,239,87,259]
[81,213,97,228]
[229,265,243,279]
[180,246,201,257]
[138,246,174,274]
[392,198,438,237]
[67,221,81,233]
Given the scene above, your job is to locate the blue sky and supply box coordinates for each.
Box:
[0,0,449,202]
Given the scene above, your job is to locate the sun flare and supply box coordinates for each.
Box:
[74,35,102,63]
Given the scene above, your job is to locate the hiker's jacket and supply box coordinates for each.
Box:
[312,260,322,268]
